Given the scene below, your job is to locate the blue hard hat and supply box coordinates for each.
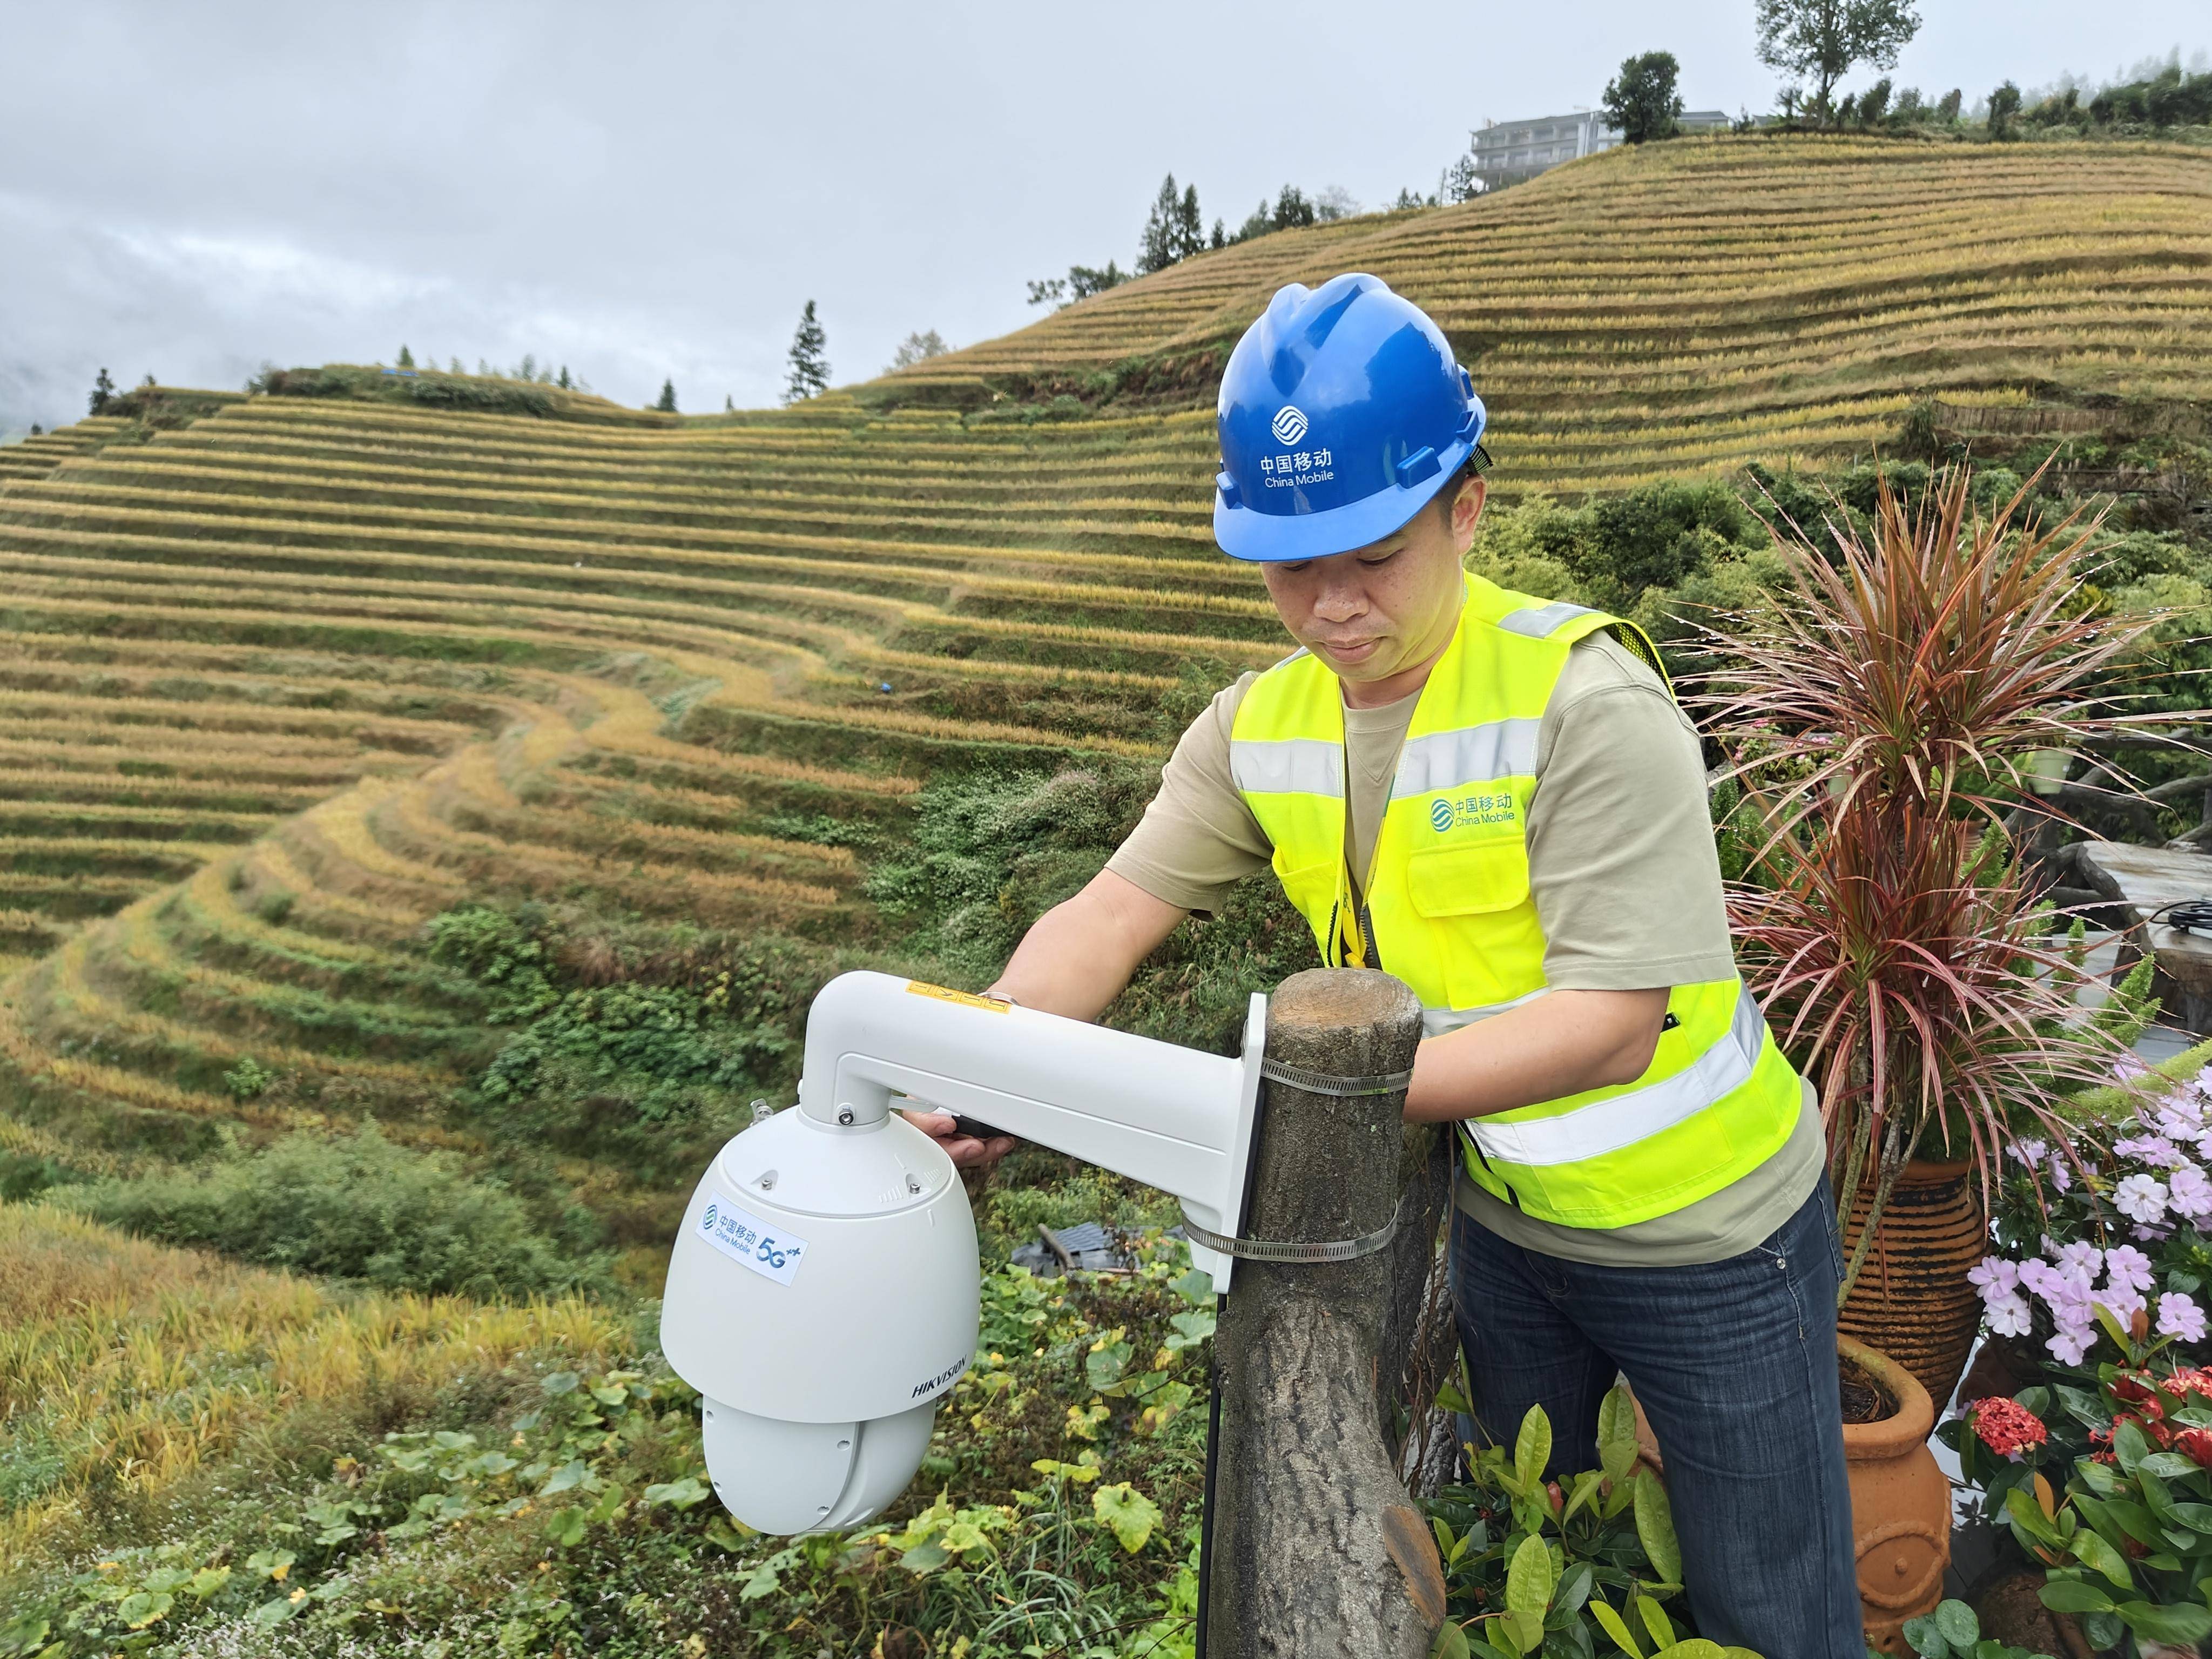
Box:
[1213,273,1486,562]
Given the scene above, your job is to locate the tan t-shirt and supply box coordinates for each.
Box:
[1106,631,1823,1266]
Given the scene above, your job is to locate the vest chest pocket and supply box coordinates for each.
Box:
[1270,850,1340,930]
[1406,838,1531,917]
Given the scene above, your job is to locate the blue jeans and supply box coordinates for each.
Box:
[1448,1185,1860,1659]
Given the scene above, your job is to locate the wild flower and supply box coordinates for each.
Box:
[2160,1293,2208,1344]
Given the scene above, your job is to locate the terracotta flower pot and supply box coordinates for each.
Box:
[1629,1335,1948,1654]
[1839,1157,1987,1411]
[1840,1335,1951,1654]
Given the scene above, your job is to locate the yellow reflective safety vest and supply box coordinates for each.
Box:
[1230,574,1802,1229]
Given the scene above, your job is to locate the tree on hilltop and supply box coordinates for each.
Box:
[887,329,949,373]
[1603,51,1685,142]
[655,379,678,413]
[397,344,415,368]
[556,366,571,390]
[784,301,830,403]
[1138,174,1207,273]
[1987,79,2022,139]
[1754,0,1920,126]
[89,367,114,415]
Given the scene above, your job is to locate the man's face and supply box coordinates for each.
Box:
[1260,476,1486,698]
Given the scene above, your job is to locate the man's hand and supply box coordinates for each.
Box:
[901,1108,1017,1170]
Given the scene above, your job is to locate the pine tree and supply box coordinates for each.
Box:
[784,301,831,403]
[450,358,464,374]
[89,368,115,414]
[725,394,734,412]
[397,344,415,368]
[655,379,678,413]
[1137,173,1181,274]
[556,366,571,390]
[1175,184,1205,262]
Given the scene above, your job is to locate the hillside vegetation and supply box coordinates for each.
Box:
[1,134,2209,1653]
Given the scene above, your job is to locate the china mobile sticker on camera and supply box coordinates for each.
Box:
[699,1192,808,1286]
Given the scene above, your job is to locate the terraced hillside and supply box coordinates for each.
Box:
[899,136,2212,490]
[1,134,2207,1227]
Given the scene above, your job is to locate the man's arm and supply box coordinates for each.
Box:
[1404,987,1667,1124]
[903,870,1186,1166]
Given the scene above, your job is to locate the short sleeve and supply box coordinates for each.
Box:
[1104,673,1273,916]
[1525,635,1738,991]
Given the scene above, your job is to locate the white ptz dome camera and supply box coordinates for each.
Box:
[660,972,1265,1536]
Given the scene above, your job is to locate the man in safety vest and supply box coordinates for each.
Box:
[909,273,1859,1655]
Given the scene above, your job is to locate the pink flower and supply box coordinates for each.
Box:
[2169,1165,2212,1219]
[2116,1135,2184,1169]
[1969,1256,2020,1299]
[2050,1325,2095,1366]
[2116,1175,2169,1225]
[2159,1294,2208,1344]
[2100,1283,2148,1326]
[2011,1137,2049,1168]
[2057,1242,2105,1279]
[2106,1246,2156,1296]
[1987,1291,2035,1338]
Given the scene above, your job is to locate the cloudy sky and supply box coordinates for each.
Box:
[2,1,2205,432]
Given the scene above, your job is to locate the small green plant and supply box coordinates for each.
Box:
[1425,1388,1747,1659]
[1900,1598,2051,1659]
[221,1054,275,1101]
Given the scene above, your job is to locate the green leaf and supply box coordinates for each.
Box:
[1562,1469,1604,1524]
[539,1370,579,1395]
[898,1541,949,1573]
[1506,1533,1557,1617]
[545,1506,588,1548]
[539,1459,590,1496]
[1637,1595,1676,1653]
[2036,1579,2115,1614]
[2115,1600,2212,1643]
[1597,1384,1641,1482]
[1171,1267,1213,1304]
[2069,1526,2137,1590]
[116,1593,172,1631]
[1901,1615,1946,1659]
[1552,1562,1595,1621]
[1500,1609,1546,1656]
[1634,1474,1683,1590]
[0,1616,48,1655]
[1085,1339,1134,1392]
[186,1566,230,1599]
[249,1595,301,1628]
[1933,1600,1979,1649]
[2112,1417,2150,1476]
[2168,1500,2212,1534]
[1590,1600,1644,1659]
[642,1476,710,1511]
[1667,1644,1724,1659]
[1092,1482,1162,1553]
[1432,1624,1472,1659]
[2002,1488,2061,1546]
[1514,1406,1553,1494]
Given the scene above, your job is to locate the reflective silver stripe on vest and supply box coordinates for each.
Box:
[1391,720,1542,799]
[1229,737,1345,798]
[1465,986,1768,1167]
[1496,601,1598,639]
[1422,986,1552,1037]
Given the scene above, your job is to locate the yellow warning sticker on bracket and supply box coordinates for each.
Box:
[905,980,1011,1013]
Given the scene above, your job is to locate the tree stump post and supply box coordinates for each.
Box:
[1205,967,1445,1658]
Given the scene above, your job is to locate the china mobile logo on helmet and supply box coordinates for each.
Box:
[1271,406,1310,446]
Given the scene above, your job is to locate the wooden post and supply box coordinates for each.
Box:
[1206,967,1446,1658]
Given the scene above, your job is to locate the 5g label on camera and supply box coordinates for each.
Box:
[699,1191,807,1286]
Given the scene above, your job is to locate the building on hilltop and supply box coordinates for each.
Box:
[1471,108,1729,191]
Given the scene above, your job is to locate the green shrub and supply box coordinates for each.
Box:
[62,1124,607,1297]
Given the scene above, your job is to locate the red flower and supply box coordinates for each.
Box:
[1969,1397,2049,1458]
[2162,1366,2212,1401]
[2114,1373,2156,1404]
[2175,1427,2212,1468]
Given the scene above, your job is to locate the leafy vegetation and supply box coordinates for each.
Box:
[61,1122,610,1297]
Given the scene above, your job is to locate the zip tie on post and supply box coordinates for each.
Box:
[1179,1193,1405,1264]
[1256,1057,1414,1098]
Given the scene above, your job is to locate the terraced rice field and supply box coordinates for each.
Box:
[1,134,2206,1212]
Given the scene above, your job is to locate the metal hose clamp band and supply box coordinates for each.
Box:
[1179,1195,1404,1264]
[1257,1057,1414,1098]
